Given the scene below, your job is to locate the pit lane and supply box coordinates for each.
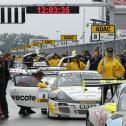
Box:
[0,80,85,126]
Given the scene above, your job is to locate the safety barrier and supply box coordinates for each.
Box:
[41,39,126,55]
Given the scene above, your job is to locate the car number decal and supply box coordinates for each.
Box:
[80,104,98,109]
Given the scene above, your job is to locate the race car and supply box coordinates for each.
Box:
[10,70,101,119]
[10,60,49,79]
[87,81,126,126]
[47,71,102,118]
[58,54,83,67]
[9,73,58,111]
[10,61,28,78]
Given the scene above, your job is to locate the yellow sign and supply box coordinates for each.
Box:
[18,46,25,50]
[91,25,115,33]
[25,44,32,48]
[61,35,77,41]
[11,48,17,51]
[39,40,55,45]
[31,42,40,47]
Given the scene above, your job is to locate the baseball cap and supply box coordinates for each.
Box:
[106,47,113,53]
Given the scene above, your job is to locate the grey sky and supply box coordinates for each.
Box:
[0,0,101,43]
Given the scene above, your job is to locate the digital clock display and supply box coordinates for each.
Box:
[26,6,79,14]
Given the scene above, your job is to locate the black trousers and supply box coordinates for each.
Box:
[102,86,114,104]
[0,94,8,115]
[0,79,9,116]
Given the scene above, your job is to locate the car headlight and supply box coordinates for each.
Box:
[57,92,66,100]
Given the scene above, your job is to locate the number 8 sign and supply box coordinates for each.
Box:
[91,33,100,41]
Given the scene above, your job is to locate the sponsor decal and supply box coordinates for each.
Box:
[36,88,48,103]
[36,99,48,102]
[11,95,36,101]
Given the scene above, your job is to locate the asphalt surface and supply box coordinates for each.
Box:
[0,80,86,126]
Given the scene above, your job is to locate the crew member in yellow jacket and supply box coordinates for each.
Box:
[66,56,86,70]
[97,48,125,79]
[18,70,48,115]
[97,47,125,103]
[48,54,60,67]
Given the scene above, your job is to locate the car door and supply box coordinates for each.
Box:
[9,75,48,109]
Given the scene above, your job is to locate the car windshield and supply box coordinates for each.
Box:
[57,72,101,87]
[15,74,57,87]
[42,75,57,86]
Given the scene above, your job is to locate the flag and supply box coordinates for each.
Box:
[113,0,126,5]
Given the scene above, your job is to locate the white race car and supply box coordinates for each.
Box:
[58,54,83,67]
[10,73,57,111]
[10,71,102,119]
[87,82,126,126]
[10,61,51,78]
[47,71,102,118]
[10,61,28,78]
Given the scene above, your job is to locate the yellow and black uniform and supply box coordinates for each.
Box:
[97,57,125,79]
[66,61,86,70]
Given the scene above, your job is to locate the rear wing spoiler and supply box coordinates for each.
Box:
[82,79,126,87]
[82,79,126,105]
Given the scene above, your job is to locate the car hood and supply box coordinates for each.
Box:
[59,86,101,102]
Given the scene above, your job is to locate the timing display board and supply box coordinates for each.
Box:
[26,6,79,14]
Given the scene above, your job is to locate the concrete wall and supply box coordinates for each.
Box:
[40,39,126,55]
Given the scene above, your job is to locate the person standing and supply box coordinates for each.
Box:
[18,70,47,116]
[120,50,126,79]
[86,49,101,70]
[97,47,125,103]
[0,55,10,119]
[3,53,12,89]
[66,56,86,70]
[81,50,91,64]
